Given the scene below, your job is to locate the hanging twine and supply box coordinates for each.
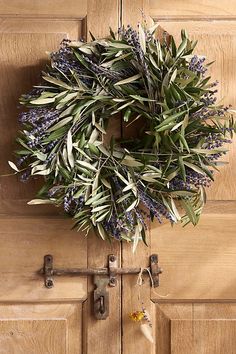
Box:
[136,267,170,298]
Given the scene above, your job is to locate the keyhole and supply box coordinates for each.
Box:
[99,296,105,314]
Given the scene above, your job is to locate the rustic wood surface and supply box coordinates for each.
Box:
[85,2,121,354]
[155,303,236,354]
[0,1,236,353]
[149,4,236,353]
[150,0,236,18]
[0,303,83,353]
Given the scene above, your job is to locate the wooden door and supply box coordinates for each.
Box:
[0,1,121,353]
[122,1,236,353]
[0,1,236,353]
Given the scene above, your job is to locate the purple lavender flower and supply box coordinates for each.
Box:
[169,170,212,189]
[200,91,217,107]
[138,188,173,223]
[119,25,149,76]
[19,108,61,149]
[63,188,85,215]
[20,169,31,182]
[51,39,81,74]
[188,55,207,75]
[202,133,231,161]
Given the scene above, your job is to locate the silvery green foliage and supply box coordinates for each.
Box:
[11,25,235,249]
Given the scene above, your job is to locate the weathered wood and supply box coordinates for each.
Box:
[86,2,121,354]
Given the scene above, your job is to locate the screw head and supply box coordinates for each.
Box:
[46,279,54,288]
[109,255,116,262]
[151,254,157,262]
[109,277,117,286]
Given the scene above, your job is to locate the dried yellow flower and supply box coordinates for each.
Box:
[129,311,145,322]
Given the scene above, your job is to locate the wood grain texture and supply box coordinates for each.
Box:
[86,2,122,354]
[1,1,236,353]
[0,216,87,301]
[155,303,236,354]
[152,20,236,200]
[0,19,83,211]
[121,2,155,354]
[0,0,87,17]
[151,210,236,300]
[0,303,82,354]
[150,0,236,18]
[172,319,236,354]
[122,0,152,27]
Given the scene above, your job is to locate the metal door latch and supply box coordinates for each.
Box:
[39,254,162,320]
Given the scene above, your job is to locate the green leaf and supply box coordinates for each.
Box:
[67,129,74,168]
[101,52,131,67]
[42,76,71,90]
[178,156,186,181]
[123,108,132,122]
[191,148,228,154]
[77,160,97,171]
[156,110,186,129]
[179,134,190,152]
[33,168,51,176]
[108,42,131,49]
[88,143,99,156]
[114,74,141,86]
[176,37,187,57]
[155,122,176,132]
[94,122,106,134]
[132,222,142,253]
[101,178,111,189]
[126,199,138,212]
[170,198,181,221]
[115,170,129,185]
[97,145,110,157]
[181,199,197,225]
[170,190,196,196]
[27,199,54,205]
[34,152,47,161]
[8,161,19,172]
[30,97,55,105]
[92,205,110,213]
[138,25,146,54]
[97,223,107,240]
[183,161,205,175]
[85,191,105,205]
[121,157,143,167]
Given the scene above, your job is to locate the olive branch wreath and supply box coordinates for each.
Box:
[9,24,235,251]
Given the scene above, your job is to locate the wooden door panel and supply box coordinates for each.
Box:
[0,217,87,301]
[0,303,83,354]
[150,0,236,18]
[1,1,236,353]
[0,2,88,353]
[121,2,236,353]
[151,203,236,299]
[151,20,236,200]
[0,18,84,208]
[155,303,236,354]
[0,0,87,17]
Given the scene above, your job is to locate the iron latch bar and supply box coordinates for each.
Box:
[40,254,162,320]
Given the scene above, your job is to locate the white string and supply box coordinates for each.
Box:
[136,267,170,298]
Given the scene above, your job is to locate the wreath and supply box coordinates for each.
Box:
[9,24,235,249]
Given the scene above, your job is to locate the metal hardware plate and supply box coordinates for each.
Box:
[94,276,109,319]
[43,254,54,289]
[40,253,162,320]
